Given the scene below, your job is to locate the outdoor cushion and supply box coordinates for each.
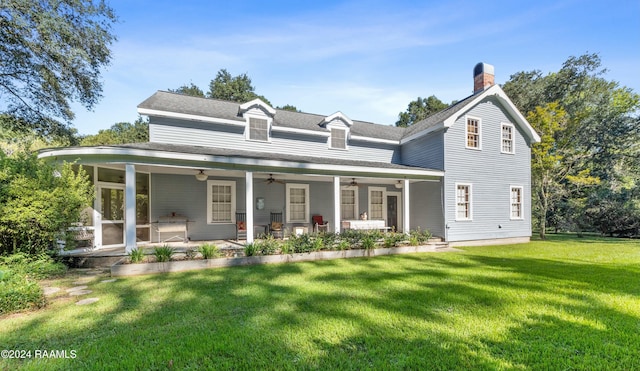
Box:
[271,221,282,231]
[237,221,246,231]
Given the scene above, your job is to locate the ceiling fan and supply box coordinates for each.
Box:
[264,174,285,185]
[344,178,364,187]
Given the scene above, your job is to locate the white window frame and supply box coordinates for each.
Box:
[465,115,482,150]
[368,187,387,221]
[207,180,236,224]
[510,185,524,220]
[455,183,472,221]
[329,127,348,150]
[501,123,515,154]
[286,183,310,223]
[340,186,359,220]
[245,115,271,142]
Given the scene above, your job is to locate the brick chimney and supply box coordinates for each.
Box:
[473,63,495,93]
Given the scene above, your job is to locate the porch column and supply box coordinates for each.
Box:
[245,171,254,243]
[125,164,137,253]
[333,176,341,233]
[403,179,410,235]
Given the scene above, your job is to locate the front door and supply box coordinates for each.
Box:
[386,192,403,232]
[99,184,125,246]
[387,195,398,232]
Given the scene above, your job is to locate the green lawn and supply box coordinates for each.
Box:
[1,235,639,370]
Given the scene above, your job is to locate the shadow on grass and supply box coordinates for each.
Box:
[1,240,639,369]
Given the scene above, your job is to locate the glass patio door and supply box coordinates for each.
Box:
[99,184,125,246]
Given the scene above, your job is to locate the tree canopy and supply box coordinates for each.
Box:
[395,96,449,127]
[80,117,149,146]
[0,0,117,137]
[504,53,640,238]
[168,83,205,98]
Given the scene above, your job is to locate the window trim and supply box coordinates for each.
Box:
[329,127,348,150]
[340,186,359,220]
[206,180,236,224]
[510,185,524,220]
[368,186,387,221]
[455,183,473,221]
[245,115,272,143]
[501,122,515,154]
[286,183,310,223]
[465,115,482,150]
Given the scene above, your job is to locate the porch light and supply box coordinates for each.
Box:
[195,170,208,181]
[394,180,403,189]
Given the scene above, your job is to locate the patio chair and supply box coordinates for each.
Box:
[236,212,247,241]
[269,211,284,239]
[313,215,329,233]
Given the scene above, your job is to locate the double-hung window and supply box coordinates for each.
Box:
[207,180,236,224]
[510,186,523,219]
[466,117,481,149]
[368,187,386,220]
[501,123,515,154]
[248,117,269,141]
[341,187,358,220]
[330,128,347,149]
[286,184,309,223]
[456,184,472,220]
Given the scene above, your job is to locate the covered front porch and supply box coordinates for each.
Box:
[39,143,444,254]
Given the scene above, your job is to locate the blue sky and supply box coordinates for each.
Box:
[72,0,640,135]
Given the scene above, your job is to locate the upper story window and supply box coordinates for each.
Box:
[510,186,523,219]
[456,183,472,221]
[207,180,236,224]
[330,128,347,149]
[501,123,515,154]
[248,117,269,142]
[466,117,481,150]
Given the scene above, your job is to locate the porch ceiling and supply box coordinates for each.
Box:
[38,142,444,180]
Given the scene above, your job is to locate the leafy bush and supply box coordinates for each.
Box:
[0,152,93,255]
[128,248,145,264]
[0,253,65,314]
[383,233,405,248]
[410,228,432,245]
[335,239,351,250]
[244,243,259,257]
[361,235,376,250]
[199,244,221,259]
[258,235,279,255]
[153,245,175,262]
[280,240,294,255]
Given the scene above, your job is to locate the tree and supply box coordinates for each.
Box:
[169,83,205,98]
[277,104,300,112]
[395,96,448,127]
[80,117,149,145]
[505,53,640,237]
[207,69,272,105]
[0,0,117,137]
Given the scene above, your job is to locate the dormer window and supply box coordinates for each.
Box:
[330,128,347,149]
[249,117,269,142]
[323,111,352,150]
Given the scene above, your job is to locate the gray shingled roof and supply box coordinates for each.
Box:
[138,91,406,141]
[118,142,440,172]
[401,92,479,138]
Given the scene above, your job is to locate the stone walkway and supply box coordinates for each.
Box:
[42,268,115,306]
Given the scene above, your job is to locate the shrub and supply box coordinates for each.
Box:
[128,248,145,263]
[335,239,351,250]
[410,228,432,245]
[383,233,405,248]
[153,245,175,262]
[258,235,279,255]
[0,253,65,314]
[0,152,93,256]
[361,234,376,250]
[244,243,259,257]
[280,240,294,255]
[199,244,221,259]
